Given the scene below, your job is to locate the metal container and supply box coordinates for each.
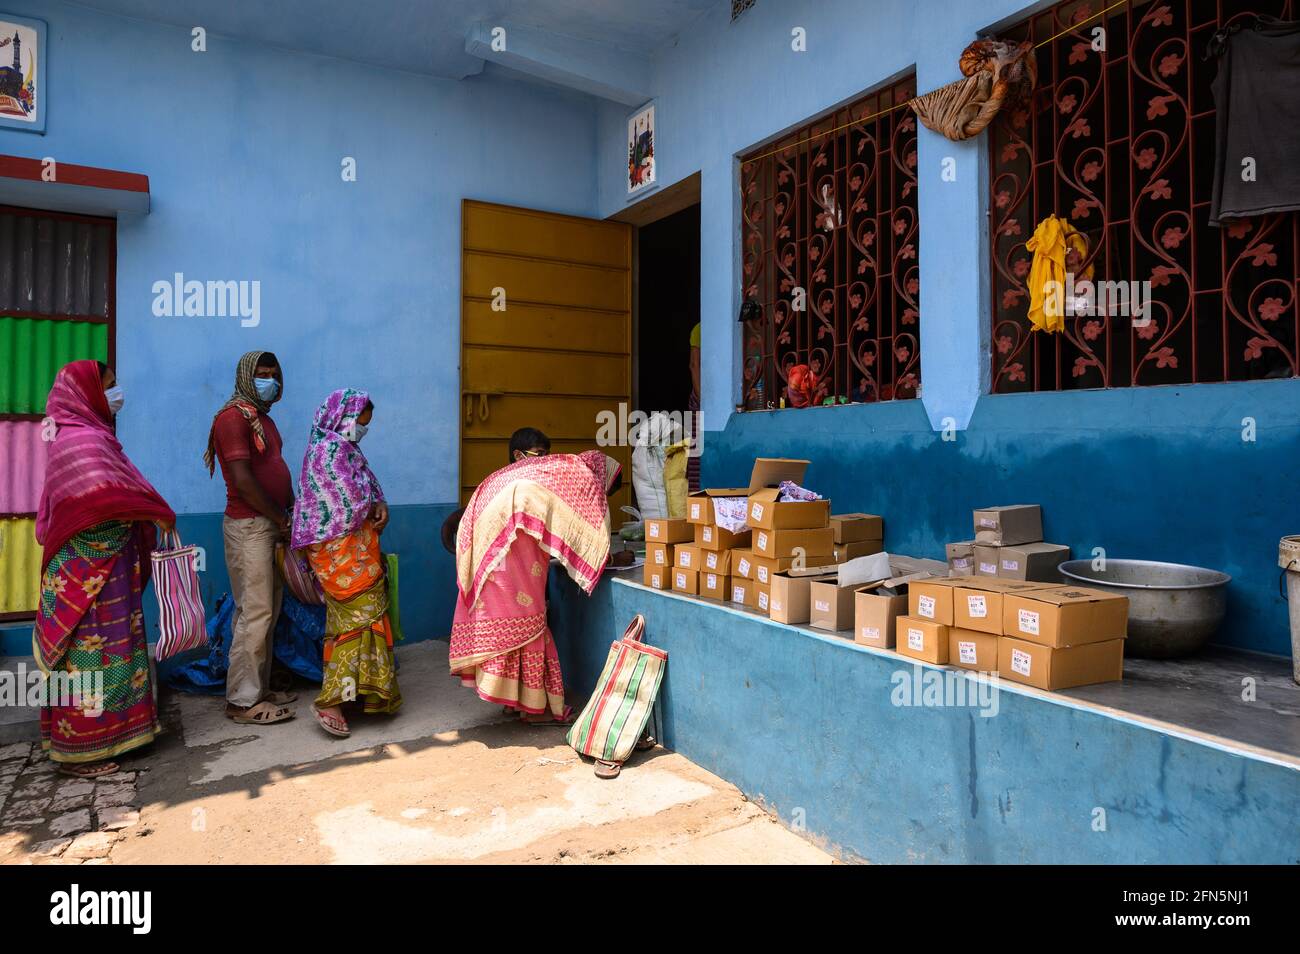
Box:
[1057,558,1230,659]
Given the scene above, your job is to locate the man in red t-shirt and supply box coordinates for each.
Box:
[204,351,296,725]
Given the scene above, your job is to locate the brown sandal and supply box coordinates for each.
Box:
[58,761,119,778]
[594,759,622,779]
[226,701,294,724]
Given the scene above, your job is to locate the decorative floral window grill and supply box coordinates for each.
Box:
[740,75,919,409]
[990,0,1300,392]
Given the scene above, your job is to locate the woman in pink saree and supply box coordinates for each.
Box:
[451,449,619,723]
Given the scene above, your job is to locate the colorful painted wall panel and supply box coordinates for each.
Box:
[0,420,46,514]
[0,516,40,614]
[0,316,108,413]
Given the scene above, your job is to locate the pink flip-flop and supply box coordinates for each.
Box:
[312,705,350,738]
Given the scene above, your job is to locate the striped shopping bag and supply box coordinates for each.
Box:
[567,614,666,765]
[151,529,207,662]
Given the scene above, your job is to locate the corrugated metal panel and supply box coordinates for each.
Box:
[0,420,46,514]
[0,316,109,413]
[0,516,40,614]
[0,212,112,318]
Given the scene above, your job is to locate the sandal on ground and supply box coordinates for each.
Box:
[312,705,351,738]
[521,711,575,727]
[226,701,294,724]
[58,761,119,779]
[266,690,298,705]
[635,735,657,752]
[594,759,622,779]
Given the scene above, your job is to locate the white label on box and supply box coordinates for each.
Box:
[703,526,713,542]
[732,586,745,603]
[979,561,998,575]
[1011,647,1032,676]
[958,641,978,664]
[1018,608,1040,635]
[967,594,988,618]
[675,572,686,589]
[706,552,719,569]
[953,558,972,572]
[772,599,783,612]
[758,592,769,611]
[907,628,924,651]
[738,558,751,577]
[757,566,769,584]
[918,594,936,618]
[690,503,700,520]
[863,626,880,640]
[680,551,692,567]
[979,516,997,528]
[649,523,661,539]
[651,573,661,588]
[654,549,666,565]
[757,532,769,551]
[814,600,830,612]
[706,573,717,589]
[1002,558,1020,571]
[751,502,764,521]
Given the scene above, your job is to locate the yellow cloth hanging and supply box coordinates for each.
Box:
[1025,214,1092,333]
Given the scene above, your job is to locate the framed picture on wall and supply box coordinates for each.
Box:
[0,13,44,134]
[627,102,655,197]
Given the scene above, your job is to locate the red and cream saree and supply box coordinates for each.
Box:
[450,451,618,717]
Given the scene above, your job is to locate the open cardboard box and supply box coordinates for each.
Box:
[746,458,830,531]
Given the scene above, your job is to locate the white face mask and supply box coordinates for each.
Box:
[341,421,368,442]
[105,385,125,415]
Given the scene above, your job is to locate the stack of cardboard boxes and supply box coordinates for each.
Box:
[946,504,1071,582]
[893,575,1129,689]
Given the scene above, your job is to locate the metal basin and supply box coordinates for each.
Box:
[1057,559,1231,659]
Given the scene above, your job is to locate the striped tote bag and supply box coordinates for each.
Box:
[567,614,666,765]
[151,530,208,662]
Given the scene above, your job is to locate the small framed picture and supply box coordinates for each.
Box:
[627,102,656,197]
[0,13,44,134]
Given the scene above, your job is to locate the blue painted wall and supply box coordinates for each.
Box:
[593,0,1300,655]
[551,572,1300,863]
[0,1,599,644]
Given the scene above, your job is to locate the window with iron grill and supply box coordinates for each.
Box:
[990,0,1300,392]
[731,0,756,23]
[740,75,919,409]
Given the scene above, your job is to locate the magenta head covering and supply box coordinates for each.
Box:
[289,388,384,550]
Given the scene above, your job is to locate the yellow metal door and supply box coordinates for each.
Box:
[461,200,632,516]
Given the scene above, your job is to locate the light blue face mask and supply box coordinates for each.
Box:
[104,385,124,415]
[254,377,280,402]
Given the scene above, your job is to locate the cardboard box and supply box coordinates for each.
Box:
[700,548,732,575]
[731,550,756,580]
[954,579,1054,634]
[769,572,836,624]
[1001,586,1129,648]
[855,586,908,649]
[700,571,730,601]
[946,540,977,577]
[831,513,884,544]
[752,526,835,560]
[907,577,968,626]
[695,522,752,551]
[809,579,858,631]
[995,541,1071,582]
[999,636,1125,690]
[748,488,830,531]
[690,457,811,528]
[675,544,701,571]
[671,567,699,595]
[896,617,950,664]
[833,539,884,562]
[973,505,1043,546]
[646,542,675,569]
[948,628,999,671]
[643,562,668,590]
[644,517,693,544]
[730,576,755,608]
[686,494,718,525]
[890,555,950,578]
[973,545,1001,578]
[755,584,773,614]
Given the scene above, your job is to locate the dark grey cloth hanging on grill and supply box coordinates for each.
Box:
[1208,16,1300,226]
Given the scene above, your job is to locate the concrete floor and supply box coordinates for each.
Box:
[2,641,833,865]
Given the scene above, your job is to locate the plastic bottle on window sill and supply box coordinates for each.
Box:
[750,377,765,411]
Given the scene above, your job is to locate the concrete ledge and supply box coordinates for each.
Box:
[549,569,1300,863]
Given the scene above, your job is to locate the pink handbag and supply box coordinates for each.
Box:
[276,544,325,605]
[151,529,208,661]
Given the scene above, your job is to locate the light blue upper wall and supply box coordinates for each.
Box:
[1,0,599,513]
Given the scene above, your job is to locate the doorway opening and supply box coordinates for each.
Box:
[635,201,700,422]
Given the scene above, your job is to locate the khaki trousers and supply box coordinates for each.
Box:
[222,515,283,707]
